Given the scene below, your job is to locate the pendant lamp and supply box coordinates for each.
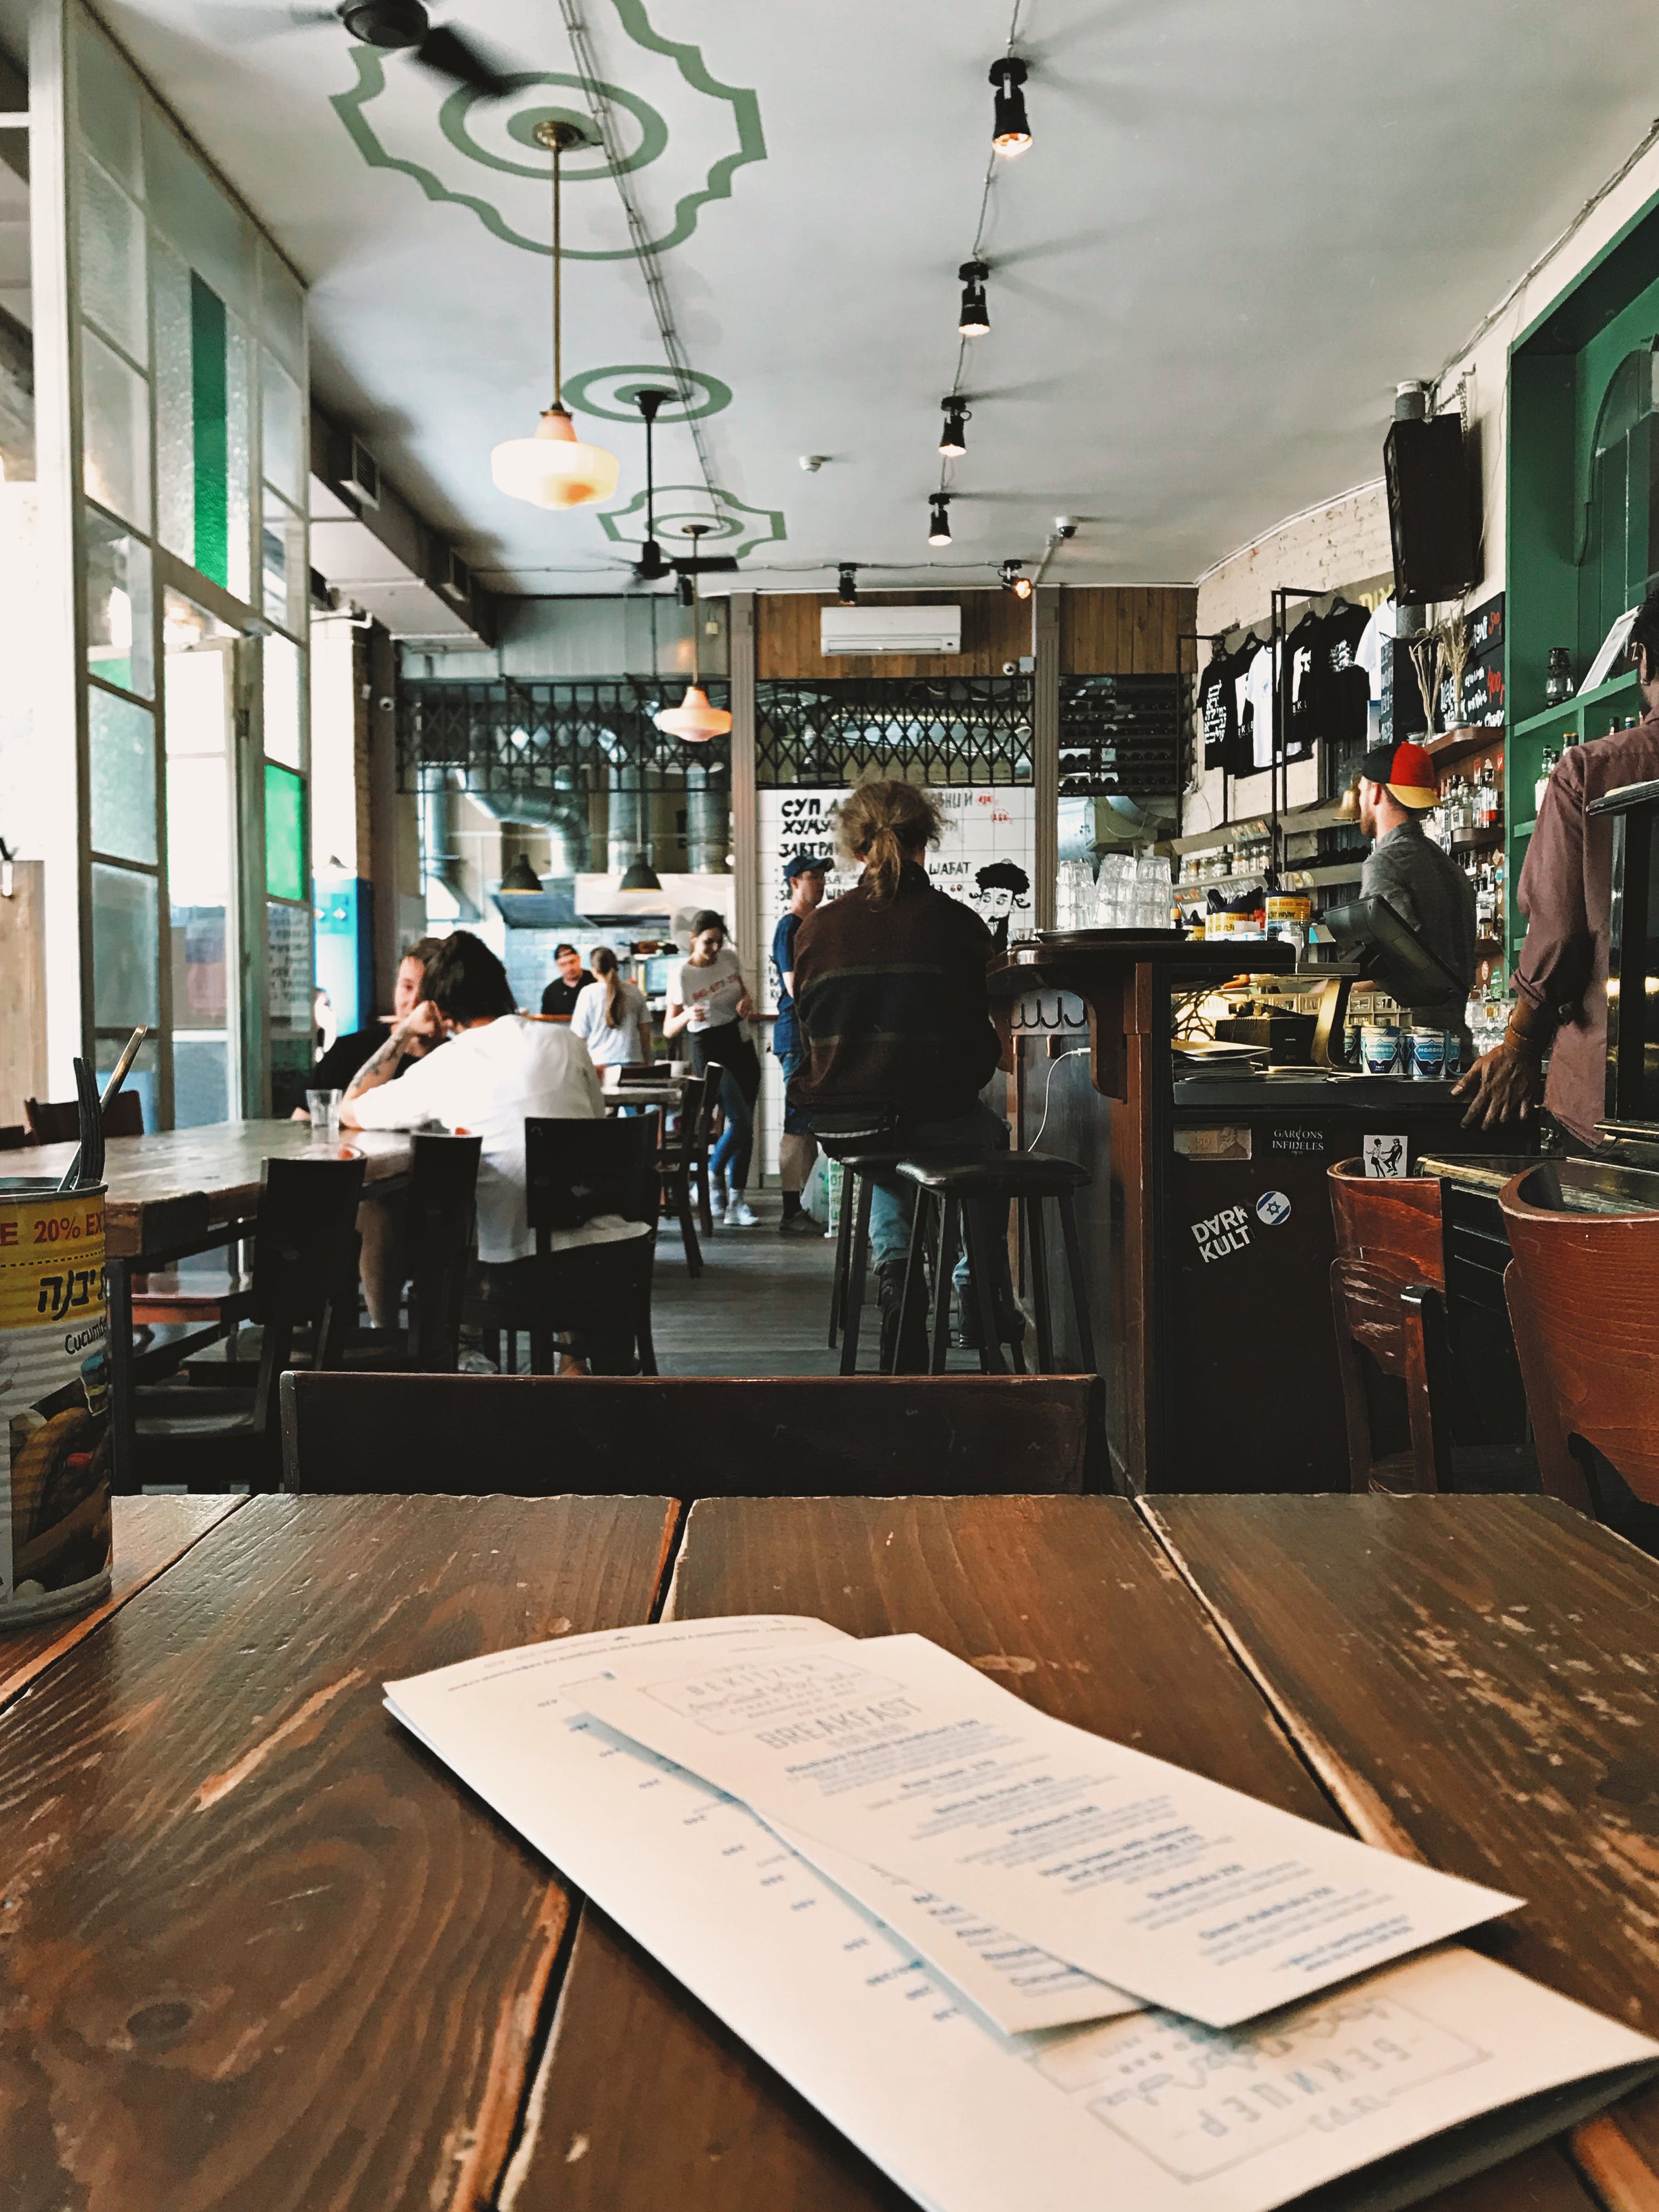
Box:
[654,524,733,741]
[498,850,544,893]
[618,853,663,892]
[490,120,619,510]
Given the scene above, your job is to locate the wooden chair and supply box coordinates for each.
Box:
[472,1116,658,1376]
[0,1123,32,1151]
[1499,1161,1659,1523]
[685,1073,724,1234]
[1328,1158,1450,1494]
[654,1074,706,1277]
[280,1372,1108,1496]
[26,1090,143,1142]
[131,1155,367,1491]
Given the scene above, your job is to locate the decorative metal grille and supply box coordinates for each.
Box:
[755,677,1032,789]
[1058,675,1181,799]
[398,677,733,810]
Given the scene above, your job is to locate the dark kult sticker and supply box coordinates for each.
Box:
[1190,1205,1251,1263]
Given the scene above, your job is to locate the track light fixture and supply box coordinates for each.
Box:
[928,493,952,547]
[939,397,971,457]
[1000,559,1032,599]
[837,564,859,604]
[957,260,990,338]
[990,57,1031,157]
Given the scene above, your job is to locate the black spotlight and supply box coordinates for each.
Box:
[928,494,952,547]
[1000,559,1033,600]
[957,260,990,337]
[939,397,970,457]
[990,57,1031,157]
[675,572,695,609]
[837,564,859,604]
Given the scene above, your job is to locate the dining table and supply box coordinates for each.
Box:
[20,1119,414,1489]
[2,1488,1656,2211]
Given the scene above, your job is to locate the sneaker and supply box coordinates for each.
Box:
[725,1199,759,1227]
[777,1208,819,1235]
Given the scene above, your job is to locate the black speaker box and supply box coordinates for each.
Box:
[1384,413,1476,604]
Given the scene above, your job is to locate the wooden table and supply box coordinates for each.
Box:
[601,1082,689,1112]
[23,1121,414,1490]
[4,1489,1655,2211]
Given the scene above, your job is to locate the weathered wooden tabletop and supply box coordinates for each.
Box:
[0,1490,675,2212]
[4,1488,1654,2212]
[22,1120,415,1256]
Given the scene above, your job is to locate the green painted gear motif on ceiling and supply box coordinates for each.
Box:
[329,0,765,258]
[599,483,785,562]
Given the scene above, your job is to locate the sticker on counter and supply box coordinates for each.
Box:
[1190,1206,1251,1263]
[1173,1126,1251,1163]
[1254,1189,1293,1227]
[1270,1127,1325,1156]
[1364,1134,1408,1178]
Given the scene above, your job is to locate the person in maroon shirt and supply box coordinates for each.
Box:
[1455,596,1659,1145]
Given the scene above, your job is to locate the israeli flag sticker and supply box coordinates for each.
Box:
[1255,1189,1293,1228]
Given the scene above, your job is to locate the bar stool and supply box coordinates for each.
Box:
[827,1147,913,1374]
[895,1153,1096,1377]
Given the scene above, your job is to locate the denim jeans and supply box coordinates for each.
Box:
[867,1100,1012,1303]
[691,1028,759,1192]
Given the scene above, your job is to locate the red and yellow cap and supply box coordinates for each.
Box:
[1359,738,1438,812]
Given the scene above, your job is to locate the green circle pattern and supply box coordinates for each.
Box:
[563,364,732,424]
[440,74,667,181]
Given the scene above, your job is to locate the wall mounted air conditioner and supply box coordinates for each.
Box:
[820,604,961,656]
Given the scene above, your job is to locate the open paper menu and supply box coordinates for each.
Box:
[579,1633,1522,2029]
[387,1617,1657,2212]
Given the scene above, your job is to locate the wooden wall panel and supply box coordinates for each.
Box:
[1059,586,1195,674]
[753,587,1195,683]
[0,859,47,1126]
[755,592,1035,681]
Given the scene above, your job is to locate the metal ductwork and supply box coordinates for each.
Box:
[685,764,729,873]
[607,772,647,875]
[419,775,481,921]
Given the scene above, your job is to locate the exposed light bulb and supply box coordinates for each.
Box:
[1000,560,1032,599]
[939,397,970,457]
[990,57,1031,157]
[957,260,990,338]
[928,494,952,547]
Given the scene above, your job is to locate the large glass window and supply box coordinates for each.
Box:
[66,3,308,1125]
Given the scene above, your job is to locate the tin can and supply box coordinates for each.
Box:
[1,1177,112,1626]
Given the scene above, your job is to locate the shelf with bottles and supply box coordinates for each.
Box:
[1511,665,1641,741]
[1423,722,1507,772]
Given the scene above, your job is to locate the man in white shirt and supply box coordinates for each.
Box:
[341,933,650,1365]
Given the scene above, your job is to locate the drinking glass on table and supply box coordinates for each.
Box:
[307,1088,342,1146]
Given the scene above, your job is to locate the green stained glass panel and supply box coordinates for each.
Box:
[264,759,305,902]
[191,273,228,589]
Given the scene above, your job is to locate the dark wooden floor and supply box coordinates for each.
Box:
[649,1196,845,1376]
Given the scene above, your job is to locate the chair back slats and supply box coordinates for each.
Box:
[280,1372,1106,1496]
[1500,1164,1659,1510]
[1328,1158,1444,1286]
[406,1133,481,1370]
[526,1115,656,1235]
[1327,1160,1449,1494]
[26,1091,143,1144]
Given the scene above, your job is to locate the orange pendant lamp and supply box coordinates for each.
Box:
[654,524,732,741]
[491,120,618,510]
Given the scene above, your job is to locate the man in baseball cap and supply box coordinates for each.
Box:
[1358,738,1477,1049]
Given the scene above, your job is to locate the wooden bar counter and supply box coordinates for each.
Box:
[990,938,1520,1493]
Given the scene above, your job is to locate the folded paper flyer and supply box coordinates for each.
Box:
[386,1617,1656,2212]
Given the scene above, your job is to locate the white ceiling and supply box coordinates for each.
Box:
[36,0,1659,592]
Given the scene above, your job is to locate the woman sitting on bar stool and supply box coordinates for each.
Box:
[663,912,762,1228]
[789,780,1013,1370]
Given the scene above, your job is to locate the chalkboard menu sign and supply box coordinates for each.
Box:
[1441,593,1505,729]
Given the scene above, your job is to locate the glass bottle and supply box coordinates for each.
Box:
[1543,648,1573,707]
[1534,746,1556,814]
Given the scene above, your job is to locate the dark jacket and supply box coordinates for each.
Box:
[1359,816,1477,1032]
[789,863,1001,1121]
[1516,706,1659,1145]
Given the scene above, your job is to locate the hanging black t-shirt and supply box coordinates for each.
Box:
[1283,613,1323,763]
[1199,650,1238,773]
[1315,600,1372,748]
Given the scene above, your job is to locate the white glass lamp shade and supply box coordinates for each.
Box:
[491,406,619,509]
[653,685,733,742]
